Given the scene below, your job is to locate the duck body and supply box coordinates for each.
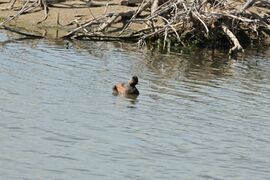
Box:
[113,76,139,97]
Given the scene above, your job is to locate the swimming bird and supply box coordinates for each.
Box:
[113,76,139,97]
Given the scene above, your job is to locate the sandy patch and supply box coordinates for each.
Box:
[0,0,139,38]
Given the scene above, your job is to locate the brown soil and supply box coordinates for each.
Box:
[0,0,139,38]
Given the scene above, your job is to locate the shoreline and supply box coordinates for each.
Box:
[1,0,270,55]
[0,0,136,38]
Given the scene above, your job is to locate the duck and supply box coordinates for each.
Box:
[113,76,139,97]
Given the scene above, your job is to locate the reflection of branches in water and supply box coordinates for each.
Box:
[0,29,42,49]
[238,54,270,85]
[139,50,236,101]
[69,40,136,59]
[144,49,234,82]
[1,25,44,38]
[0,37,40,48]
[70,40,108,59]
[65,40,235,84]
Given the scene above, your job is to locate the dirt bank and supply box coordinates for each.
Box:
[1,0,270,55]
[0,0,138,38]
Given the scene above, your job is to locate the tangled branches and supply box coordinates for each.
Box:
[63,0,270,54]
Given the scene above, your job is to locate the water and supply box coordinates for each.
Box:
[1,31,270,179]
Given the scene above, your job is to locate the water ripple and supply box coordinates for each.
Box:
[0,33,270,179]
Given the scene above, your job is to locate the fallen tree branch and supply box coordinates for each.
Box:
[221,24,244,55]
[62,16,105,38]
[120,0,151,33]
[192,11,209,35]
[37,0,49,24]
[73,34,141,41]
[97,14,119,31]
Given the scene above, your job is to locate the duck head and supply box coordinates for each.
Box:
[128,76,138,87]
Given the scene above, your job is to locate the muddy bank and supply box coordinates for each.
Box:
[0,0,137,38]
[1,0,270,55]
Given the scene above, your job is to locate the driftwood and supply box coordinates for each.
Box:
[65,0,270,53]
[67,0,270,55]
[221,25,243,54]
